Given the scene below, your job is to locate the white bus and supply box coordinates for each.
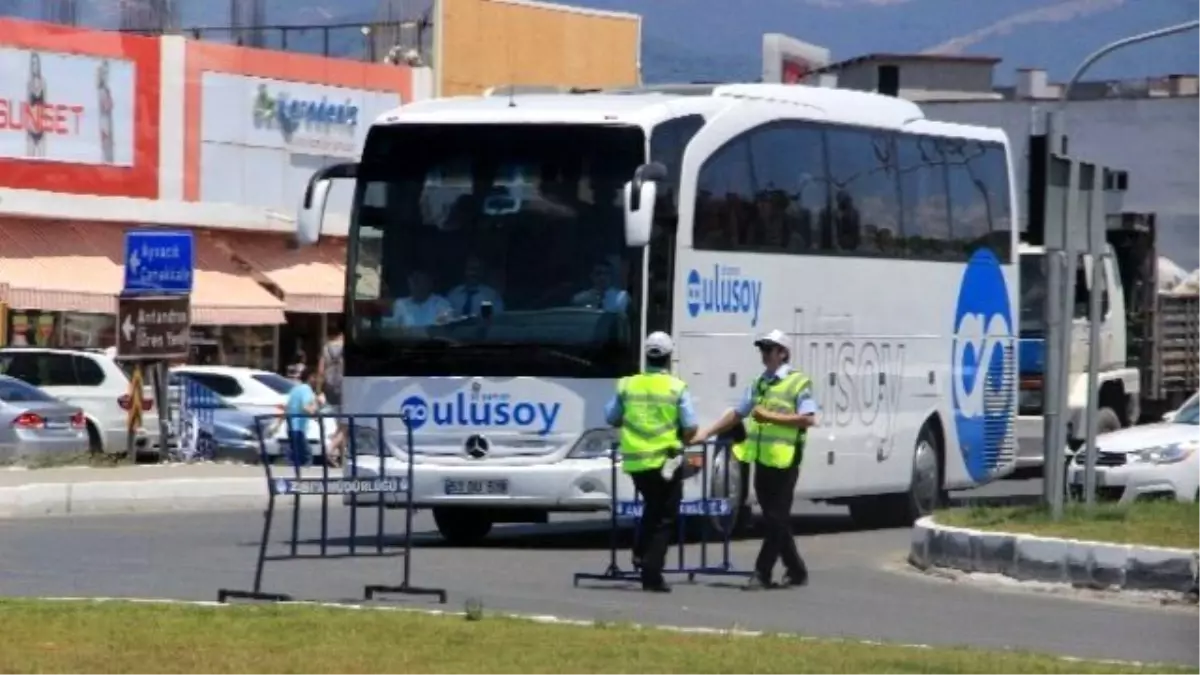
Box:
[297,83,1019,544]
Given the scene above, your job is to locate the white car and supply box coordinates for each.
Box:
[1067,392,1199,503]
[0,348,160,455]
[169,365,337,457]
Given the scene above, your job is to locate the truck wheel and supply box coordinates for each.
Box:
[432,507,493,546]
[849,424,941,529]
[1096,407,1122,435]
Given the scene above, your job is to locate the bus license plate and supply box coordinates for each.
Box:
[444,479,509,496]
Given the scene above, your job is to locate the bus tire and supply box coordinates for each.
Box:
[707,446,752,538]
[432,507,493,545]
[849,424,941,529]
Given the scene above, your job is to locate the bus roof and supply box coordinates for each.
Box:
[375,83,1008,143]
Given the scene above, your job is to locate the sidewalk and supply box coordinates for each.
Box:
[0,464,329,519]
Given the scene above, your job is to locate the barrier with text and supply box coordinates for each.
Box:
[216,413,447,605]
[573,441,754,587]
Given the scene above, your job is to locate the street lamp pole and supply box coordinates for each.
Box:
[1048,19,1199,515]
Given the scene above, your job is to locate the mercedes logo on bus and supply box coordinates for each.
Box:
[464,434,490,459]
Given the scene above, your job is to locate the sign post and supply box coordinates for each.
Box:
[119,229,195,463]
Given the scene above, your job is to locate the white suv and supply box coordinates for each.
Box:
[0,348,160,456]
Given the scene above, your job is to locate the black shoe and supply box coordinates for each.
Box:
[779,570,809,588]
[642,579,671,593]
[742,572,774,590]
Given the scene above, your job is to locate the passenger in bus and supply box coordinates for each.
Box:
[387,269,453,328]
[694,329,816,591]
[571,260,630,312]
[446,255,504,318]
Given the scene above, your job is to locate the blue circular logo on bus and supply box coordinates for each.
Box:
[951,249,1014,482]
[399,395,429,430]
[686,269,702,317]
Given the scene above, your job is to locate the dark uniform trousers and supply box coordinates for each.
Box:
[752,456,808,579]
[630,466,682,584]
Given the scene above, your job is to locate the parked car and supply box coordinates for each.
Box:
[169,366,302,414]
[0,374,88,463]
[0,348,159,455]
[168,369,337,461]
[1068,391,1199,503]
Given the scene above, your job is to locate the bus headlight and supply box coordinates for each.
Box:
[568,428,617,460]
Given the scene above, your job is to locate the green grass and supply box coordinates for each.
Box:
[0,599,1190,674]
[936,501,1199,549]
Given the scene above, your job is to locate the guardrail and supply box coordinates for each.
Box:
[572,440,753,587]
[216,412,447,605]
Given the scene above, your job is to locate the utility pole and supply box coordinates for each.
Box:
[1042,19,1199,518]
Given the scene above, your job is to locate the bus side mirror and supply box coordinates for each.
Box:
[297,162,358,246]
[623,162,667,249]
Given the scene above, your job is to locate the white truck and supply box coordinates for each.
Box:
[1016,211,1200,470]
[292,83,1021,544]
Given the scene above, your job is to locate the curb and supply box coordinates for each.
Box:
[0,478,270,518]
[908,516,1200,594]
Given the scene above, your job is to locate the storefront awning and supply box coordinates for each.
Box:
[0,218,121,313]
[217,232,346,314]
[0,219,287,326]
[191,233,288,326]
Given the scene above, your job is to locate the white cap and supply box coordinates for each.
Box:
[754,329,789,350]
[645,331,675,358]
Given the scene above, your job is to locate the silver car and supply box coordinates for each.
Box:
[0,374,89,463]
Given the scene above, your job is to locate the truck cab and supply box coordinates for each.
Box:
[1017,242,1138,469]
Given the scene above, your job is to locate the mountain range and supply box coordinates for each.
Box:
[3,0,1197,84]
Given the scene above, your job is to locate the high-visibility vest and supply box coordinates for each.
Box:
[742,371,810,469]
[616,372,686,474]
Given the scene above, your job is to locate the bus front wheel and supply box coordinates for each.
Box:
[849,424,941,529]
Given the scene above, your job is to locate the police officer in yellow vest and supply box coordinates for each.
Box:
[695,329,817,590]
[604,331,698,593]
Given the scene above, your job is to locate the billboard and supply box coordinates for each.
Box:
[435,0,641,97]
[762,33,831,85]
[0,19,160,198]
[0,47,135,166]
[184,41,411,215]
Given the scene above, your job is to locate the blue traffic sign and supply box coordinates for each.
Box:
[123,229,194,294]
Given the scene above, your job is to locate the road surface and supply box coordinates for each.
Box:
[0,477,1194,666]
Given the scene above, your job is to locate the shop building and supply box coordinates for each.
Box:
[0,18,430,370]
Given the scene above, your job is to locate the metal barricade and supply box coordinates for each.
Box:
[216,413,447,605]
[573,440,753,587]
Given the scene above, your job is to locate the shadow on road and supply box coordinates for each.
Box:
[272,511,903,553]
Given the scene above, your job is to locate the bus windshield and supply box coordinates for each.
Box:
[347,123,646,379]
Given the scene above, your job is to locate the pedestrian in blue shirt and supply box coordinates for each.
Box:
[285,366,320,468]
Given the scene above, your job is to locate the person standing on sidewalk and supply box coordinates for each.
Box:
[695,329,817,590]
[604,331,698,593]
[284,366,320,468]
